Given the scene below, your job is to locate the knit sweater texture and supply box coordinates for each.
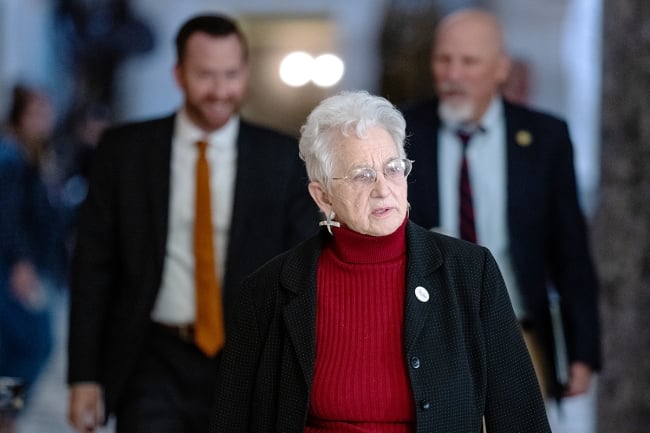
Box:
[306,219,415,433]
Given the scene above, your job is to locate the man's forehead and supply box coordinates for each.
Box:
[434,13,503,53]
[435,26,501,58]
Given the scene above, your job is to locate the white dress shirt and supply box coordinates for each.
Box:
[151,110,238,324]
[437,97,526,318]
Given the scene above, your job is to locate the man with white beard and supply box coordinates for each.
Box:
[402,8,601,433]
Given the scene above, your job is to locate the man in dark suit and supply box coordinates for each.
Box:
[403,8,600,430]
[67,14,317,433]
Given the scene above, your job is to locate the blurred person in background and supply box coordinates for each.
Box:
[402,8,601,433]
[0,84,66,433]
[57,103,113,254]
[67,13,317,433]
[53,0,154,116]
[500,57,531,105]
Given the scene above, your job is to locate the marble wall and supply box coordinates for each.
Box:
[594,1,650,431]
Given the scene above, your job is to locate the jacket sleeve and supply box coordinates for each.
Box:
[67,130,118,384]
[480,248,551,432]
[546,121,601,369]
[210,277,262,433]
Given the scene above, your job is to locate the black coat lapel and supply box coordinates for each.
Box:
[503,102,534,243]
[224,120,250,292]
[146,115,175,274]
[403,222,444,352]
[280,234,323,387]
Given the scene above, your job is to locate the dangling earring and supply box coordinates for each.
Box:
[318,210,340,235]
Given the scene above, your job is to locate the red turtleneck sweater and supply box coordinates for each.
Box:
[305,219,415,433]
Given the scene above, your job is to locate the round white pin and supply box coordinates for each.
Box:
[415,286,429,303]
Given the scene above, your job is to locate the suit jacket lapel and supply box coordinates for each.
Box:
[146,115,175,274]
[278,225,446,392]
[224,119,251,291]
[280,234,323,387]
[403,222,444,352]
[503,102,531,240]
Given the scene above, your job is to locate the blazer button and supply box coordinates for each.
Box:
[420,399,431,410]
[410,356,421,369]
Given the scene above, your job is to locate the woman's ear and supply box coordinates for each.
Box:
[308,181,332,214]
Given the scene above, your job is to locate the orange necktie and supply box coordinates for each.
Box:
[193,140,225,356]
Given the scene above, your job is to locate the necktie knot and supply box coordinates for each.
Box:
[196,139,208,154]
[457,125,485,149]
[456,129,473,149]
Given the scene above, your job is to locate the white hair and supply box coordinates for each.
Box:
[298,90,406,190]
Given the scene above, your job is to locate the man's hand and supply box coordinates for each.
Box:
[68,383,104,433]
[564,361,593,397]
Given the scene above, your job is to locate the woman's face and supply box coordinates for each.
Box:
[310,126,409,237]
[20,94,55,143]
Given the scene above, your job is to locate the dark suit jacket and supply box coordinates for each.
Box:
[403,98,601,395]
[67,114,318,414]
[210,222,551,433]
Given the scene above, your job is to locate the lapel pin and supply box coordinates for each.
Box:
[415,286,430,303]
[515,130,533,147]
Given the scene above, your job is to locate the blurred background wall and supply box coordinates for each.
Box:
[0,0,648,432]
[0,0,602,212]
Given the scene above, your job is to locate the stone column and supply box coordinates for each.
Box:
[594,1,650,432]
[378,1,440,105]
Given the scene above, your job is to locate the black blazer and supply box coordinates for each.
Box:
[403,98,601,394]
[210,222,551,433]
[67,114,318,413]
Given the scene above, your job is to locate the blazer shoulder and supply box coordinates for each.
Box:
[100,114,174,144]
[407,221,490,264]
[400,98,438,121]
[240,232,323,303]
[503,100,568,129]
[239,118,297,146]
[96,114,175,157]
[400,99,440,154]
[104,114,174,135]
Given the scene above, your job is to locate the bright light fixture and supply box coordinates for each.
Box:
[312,54,344,87]
[279,51,344,87]
[279,51,313,87]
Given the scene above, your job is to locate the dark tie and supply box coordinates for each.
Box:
[193,140,225,357]
[457,130,477,243]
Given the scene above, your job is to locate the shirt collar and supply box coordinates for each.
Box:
[175,109,240,149]
[441,96,503,136]
[479,96,503,133]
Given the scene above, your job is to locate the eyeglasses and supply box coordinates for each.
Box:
[331,158,413,187]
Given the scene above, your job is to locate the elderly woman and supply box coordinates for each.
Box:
[209,91,550,432]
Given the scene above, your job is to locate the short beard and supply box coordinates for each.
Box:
[438,100,475,128]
